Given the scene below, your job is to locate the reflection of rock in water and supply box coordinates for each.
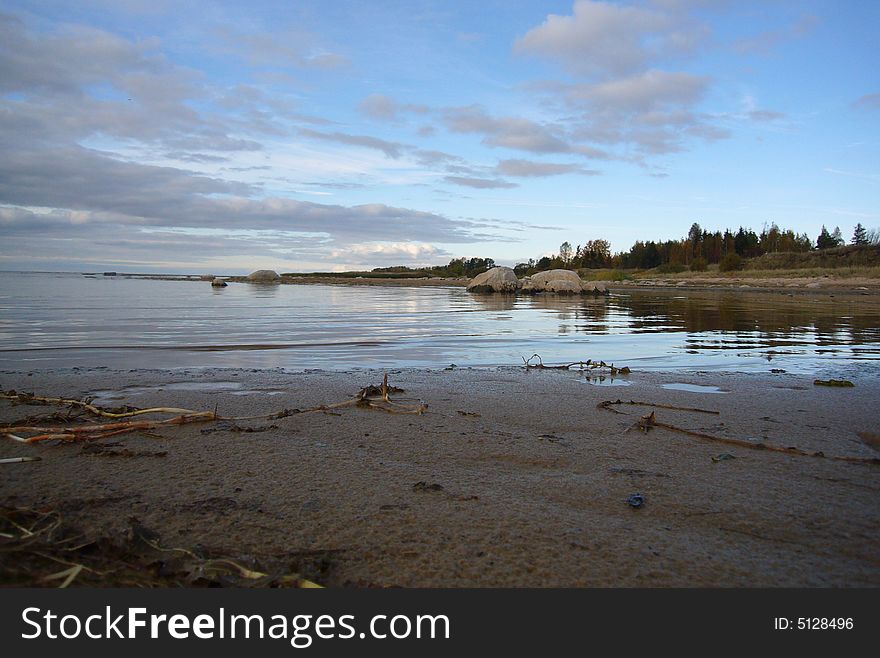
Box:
[524,295,611,333]
[608,290,880,350]
[468,294,517,312]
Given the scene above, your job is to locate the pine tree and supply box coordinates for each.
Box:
[852,223,868,245]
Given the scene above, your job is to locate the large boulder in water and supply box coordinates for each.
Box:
[521,269,608,295]
[246,269,281,283]
[466,266,520,293]
[521,269,582,294]
[211,277,228,287]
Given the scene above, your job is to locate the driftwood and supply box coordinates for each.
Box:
[598,399,719,415]
[599,401,878,466]
[522,354,631,375]
[0,374,426,445]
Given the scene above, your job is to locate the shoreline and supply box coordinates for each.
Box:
[16,271,880,295]
[2,366,878,587]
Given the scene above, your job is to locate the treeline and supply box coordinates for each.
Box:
[514,222,877,274]
[372,257,496,278]
[362,222,877,279]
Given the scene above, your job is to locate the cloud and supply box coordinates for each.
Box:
[747,109,786,122]
[444,176,518,189]
[732,14,819,55]
[539,70,724,155]
[298,128,408,159]
[0,146,254,218]
[496,159,595,177]
[412,149,466,167]
[0,10,547,273]
[0,133,500,272]
[823,168,880,184]
[0,192,492,270]
[852,93,880,111]
[0,13,275,159]
[515,0,707,77]
[329,241,443,263]
[358,94,429,121]
[212,26,350,70]
[508,3,728,159]
[444,105,572,154]
[568,70,708,112]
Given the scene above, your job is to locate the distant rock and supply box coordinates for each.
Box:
[211,277,227,287]
[521,269,607,295]
[466,266,520,293]
[245,269,281,283]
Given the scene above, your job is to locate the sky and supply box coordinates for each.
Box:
[0,0,878,274]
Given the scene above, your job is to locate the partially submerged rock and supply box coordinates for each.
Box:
[522,269,582,294]
[583,281,608,295]
[466,266,520,293]
[520,269,608,295]
[211,277,228,287]
[245,269,281,283]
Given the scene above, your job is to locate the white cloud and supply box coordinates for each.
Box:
[515,0,706,77]
[444,176,518,189]
[330,241,441,261]
[298,128,409,158]
[569,70,708,112]
[444,106,572,154]
[732,14,819,55]
[358,94,429,121]
[496,159,595,177]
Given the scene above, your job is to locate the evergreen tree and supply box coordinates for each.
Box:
[852,223,868,245]
[816,225,835,250]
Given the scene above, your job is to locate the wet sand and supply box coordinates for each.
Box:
[1,367,878,587]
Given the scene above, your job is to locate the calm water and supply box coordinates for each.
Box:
[1,271,879,375]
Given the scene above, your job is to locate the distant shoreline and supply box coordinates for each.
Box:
[6,270,879,294]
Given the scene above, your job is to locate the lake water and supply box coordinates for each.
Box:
[1,271,879,375]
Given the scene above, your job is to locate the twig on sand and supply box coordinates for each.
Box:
[598,399,719,415]
[522,353,631,375]
[2,411,217,444]
[0,390,204,420]
[599,402,879,466]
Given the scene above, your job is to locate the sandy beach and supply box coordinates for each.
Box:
[1,366,878,587]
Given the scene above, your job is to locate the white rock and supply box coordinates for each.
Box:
[466,266,520,293]
[521,269,607,295]
[246,269,281,283]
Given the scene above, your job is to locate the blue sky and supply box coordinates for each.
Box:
[0,0,877,273]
